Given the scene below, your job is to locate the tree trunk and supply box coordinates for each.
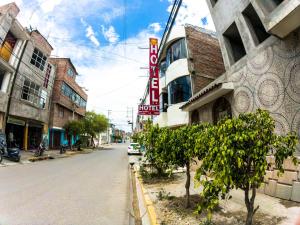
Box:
[91,136,95,148]
[244,186,258,225]
[185,161,191,208]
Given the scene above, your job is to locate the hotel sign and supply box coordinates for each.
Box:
[138,38,160,116]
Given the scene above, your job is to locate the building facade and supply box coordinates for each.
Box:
[0,3,29,134]
[153,24,225,128]
[48,58,87,149]
[181,0,300,202]
[1,4,56,151]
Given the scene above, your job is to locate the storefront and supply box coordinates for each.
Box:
[49,128,78,149]
[6,116,44,150]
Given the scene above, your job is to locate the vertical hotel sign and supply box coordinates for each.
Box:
[138,38,160,116]
[149,38,159,110]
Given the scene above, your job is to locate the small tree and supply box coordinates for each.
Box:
[169,124,209,208]
[138,120,171,176]
[195,109,298,225]
[83,111,108,147]
[64,120,84,149]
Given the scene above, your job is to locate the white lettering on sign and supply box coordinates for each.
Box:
[150,55,157,64]
[151,90,158,103]
[150,44,158,54]
[151,78,158,89]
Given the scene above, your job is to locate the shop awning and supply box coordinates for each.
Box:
[181,82,234,112]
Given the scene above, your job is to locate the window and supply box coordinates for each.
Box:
[67,68,74,77]
[166,38,187,67]
[259,0,284,13]
[61,82,86,108]
[168,75,191,105]
[0,71,4,91]
[159,60,167,78]
[212,97,232,124]
[223,23,246,64]
[210,0,218,7]
[59,107,64,118]
[159,92,168,112]
[0,32,17,62]
[21,79,40,105]
[243,4,270,44]
[40,90,47,109]
[30,48,47,71]
[191,110,199,124]
[43,64,52,88]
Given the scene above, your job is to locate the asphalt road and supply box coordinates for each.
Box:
[0,144,131,225]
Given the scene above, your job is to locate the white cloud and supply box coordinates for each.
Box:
[38,0,63,13]
[168,0,215,31]
[86,25,100,47]
[101,25,120,44]
[149,23,162,33]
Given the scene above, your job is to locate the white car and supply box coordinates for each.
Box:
[127,143,142,155]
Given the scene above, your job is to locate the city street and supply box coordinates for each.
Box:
[0,144,131,225]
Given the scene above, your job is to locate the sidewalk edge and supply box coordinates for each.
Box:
[135,172,158,225]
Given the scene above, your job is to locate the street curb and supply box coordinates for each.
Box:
[27,150,93,162]
[28,155,55,162]
[135,172,159,225]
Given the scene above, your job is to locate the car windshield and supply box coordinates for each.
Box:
[130,143,140,149]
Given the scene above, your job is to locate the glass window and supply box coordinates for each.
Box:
[21,79,42,107]
[0,71,4,91]
[159,60,166,78]
[61,82,86,108]
[166,38,187,67]
[30,48,47,71]
[159,92,168,112]
[40,90,47,109]
[67,68,74,77]
[168,76,191,105]
[43,64,52,88]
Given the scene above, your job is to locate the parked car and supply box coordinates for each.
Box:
[127,143,142,155]
[0,132,21,162]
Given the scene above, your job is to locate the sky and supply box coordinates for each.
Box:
[2,0,215,131]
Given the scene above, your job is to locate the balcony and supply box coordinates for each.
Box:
[252,0,300,38]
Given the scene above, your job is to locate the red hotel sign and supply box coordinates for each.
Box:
[138,38,160,116]
[138,105,160,115]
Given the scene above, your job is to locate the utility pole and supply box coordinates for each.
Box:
[107,110,111,144]
[131,107,134,133]
[4,40,29,131]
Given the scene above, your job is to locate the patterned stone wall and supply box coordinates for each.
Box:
[226,28,300,202]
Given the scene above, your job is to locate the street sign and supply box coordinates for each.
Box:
[138,38,160,116]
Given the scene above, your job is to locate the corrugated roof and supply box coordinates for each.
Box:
[180,76,227,109]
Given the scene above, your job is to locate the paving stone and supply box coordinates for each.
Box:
[266,155,275,164]
[272,170,280,180]
[278,171,298,185]
[283,158,298,171]
[265,180,277,197]
[291,182,300,202]
[257,183,265,194]
[275,183,292,200]
[264,170,273,182]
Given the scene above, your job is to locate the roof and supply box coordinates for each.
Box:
[30,29,54,50]
[49,57,78,75]
[184,24,217,38]
[180,76,227,110]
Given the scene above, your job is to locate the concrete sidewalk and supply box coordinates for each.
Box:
[0,145,110,167]
[139,170,300,225]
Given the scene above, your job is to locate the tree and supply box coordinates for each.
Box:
[169,124,209,208]
[195,109,298,225]
[63,120,84,149]
[137,120,171,176]
[83,111,109,147]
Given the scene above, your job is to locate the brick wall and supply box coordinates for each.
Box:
[185,26,225,94]
[49,58,87,128]
[50,103,84,128]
